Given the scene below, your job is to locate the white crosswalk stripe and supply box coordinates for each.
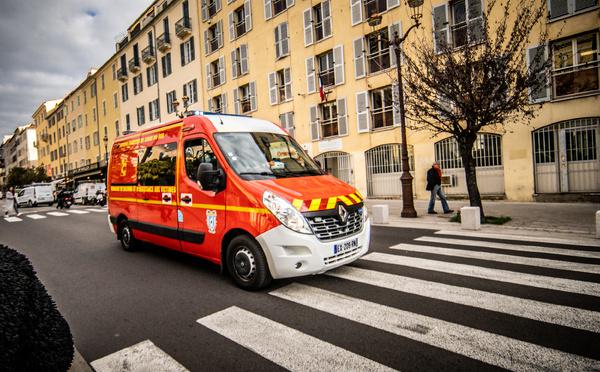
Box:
[46,211,69,217]
[435,230,600,247]
[4,216,22,222]
[197,306,394,372]
[91,340,189,372]
[85,208,107,213]
[26,214,47,220]
[270,283,600,371]
[362,252,600,296]
[415,236,600,259]
[391,243,600,274]
[327,266,600,333]
[67,210,90,214]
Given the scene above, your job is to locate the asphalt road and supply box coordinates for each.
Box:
[1,205,599,371]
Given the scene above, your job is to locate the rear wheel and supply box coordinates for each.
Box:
[227,235,271,290]
[119,220,137,251]
[27,200,32,207]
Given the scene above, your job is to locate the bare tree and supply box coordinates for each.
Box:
[403,0,550,217]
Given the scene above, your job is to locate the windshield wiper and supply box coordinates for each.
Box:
[287,169,323,176]
[238,171,275,177]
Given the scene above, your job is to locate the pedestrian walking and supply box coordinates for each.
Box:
[4,187,19,217]
[426,162,453,215]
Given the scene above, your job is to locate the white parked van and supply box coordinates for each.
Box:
[16,185,54,207]
[73,183,106,205]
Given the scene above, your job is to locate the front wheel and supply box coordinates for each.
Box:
[119,220,137,251]
[226,235,272,290]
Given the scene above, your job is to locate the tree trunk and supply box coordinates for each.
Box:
[457,136,485,219]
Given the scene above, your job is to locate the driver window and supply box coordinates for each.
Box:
[184,138,217,181]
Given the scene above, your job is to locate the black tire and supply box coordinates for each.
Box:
[27,200,32,207]
[65,204,71,209]
[119,220,137,252]
[226,235,272,290]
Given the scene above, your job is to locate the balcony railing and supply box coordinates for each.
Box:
[142,46,156,64]
[157,32,171,52]
[128,58,141,73]
[117,67,128,82]
[175,16,192,39]
[235,20,246,38]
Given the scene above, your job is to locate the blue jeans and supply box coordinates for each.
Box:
[428,184,450,213]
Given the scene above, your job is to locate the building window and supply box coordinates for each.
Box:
[235,82,256,114]
[183,79,198,104]
[206,57,225,89]
[548,0,598,19]
[209,94,226,113]
[551,31,599,98]
[274,22,289,59]
[313,1,332,43]
[162,53,172,77]
[137,106,146,126]
[370,86,394,130]
[122,83,129,102]
[450,0,484,48]
[268,0,292,18]
[149,99,160,121]
[85,136,91,150]
[366,28,391,74]
[147,63,158,86]
[91,82,97,97]
[166,90,177,114]
[93,108,97,122]
[77,115,82,128]
[115,120,120,137]
[102,101,107,116]
[319,101,339,138]
[435,133,502,169]
[268,68,292,104]
[133,74,143,95]
[112,64,116,80]
[317,50,335,87]
[202,0,221,21]
[231,44,249,78]
[231,2,252,39]
[93,131,99,146]
[126,114,131,132]
[205,22,223,55]
[364,0,387,18]
[180,37,195,66]
[101,74,105,90]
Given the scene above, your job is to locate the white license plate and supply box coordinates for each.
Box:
[333,237,359,254]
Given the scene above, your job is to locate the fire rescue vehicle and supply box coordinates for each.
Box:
[107,112,370,289]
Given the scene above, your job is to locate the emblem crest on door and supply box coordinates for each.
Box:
[206,210,217,234]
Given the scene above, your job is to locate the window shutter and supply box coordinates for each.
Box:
[216,0,222,12]
[264,0,272,20]
[353,37,366,79]
[356,91,370,133]
[287,112,295,137]
[527,44,550,103]
[249,81,257,111]
[205,63,212,89]
[268,72,278,105]
[306,57,316,93]
[309,105,320,141]
[389,22,401,66]
[392,83,401,126]
[286,0,295,7]
[222,93,227,113]
[387,0,400,9]
[204,30,210,55]
[208,98,214,112]
[433,4,450,53]
[180,43,185,66]
[279,113,287,131]
[201,0,208,21]
[284,68,292,100]
[350,0,363,26]
[240,44,249,74]
[233,88,240,114]
[274,25,281,58]
[218,56,226,85]
[229,11,235,40]
[192,80,198,103]
[337,97,348,136]
[183,83,188,98]
[303,8,314,46]
[322,1,332,38]
[190,37,195,61]
[281,22,289,56]
[217,21,224,48]
[245,0,253,31]
[333,44,345,85]
[231,50,238,78]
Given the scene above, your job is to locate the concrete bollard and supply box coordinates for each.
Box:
[596,211,600,239]
[371,204,389,224]
[461,207,481,230]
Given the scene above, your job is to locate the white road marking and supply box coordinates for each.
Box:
[197,306,394,372]
[361,252,600,297]
[26,214,47,220]
[85,208,107,213]
[270,283,600,372]
[46,212,69,217]
[391,243,600,274]
[435,230,600,247]
[4,216,22,222]
[68,210,90,214]
[415,236,600,259]
[327,266,600,333]
[91,339,189,372]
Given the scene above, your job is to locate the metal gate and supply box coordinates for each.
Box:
[533,118,600,193]
[365,144,413,198]
[315,151,354,185]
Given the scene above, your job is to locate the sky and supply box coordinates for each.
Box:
[0,0,151,139]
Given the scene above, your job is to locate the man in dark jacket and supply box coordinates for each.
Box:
[426,162,453,214]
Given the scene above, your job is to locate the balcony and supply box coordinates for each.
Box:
[175,16,192,39]
[117,67,128,82]
[157,32,171,52]
[128,58,141,74]
[39,133,49,142]
[142,46,156,64]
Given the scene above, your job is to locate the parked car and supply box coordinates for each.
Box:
[16,185,54,207]
[73,183,106,205]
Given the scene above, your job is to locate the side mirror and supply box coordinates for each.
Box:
[196,163,226,192]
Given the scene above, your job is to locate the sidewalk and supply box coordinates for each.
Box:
[365,199,599,242]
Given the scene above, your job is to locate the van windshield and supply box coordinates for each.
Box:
[214,132,324,180]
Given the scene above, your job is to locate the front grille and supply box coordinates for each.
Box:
[305,206,363,242]
[323,246,362,265]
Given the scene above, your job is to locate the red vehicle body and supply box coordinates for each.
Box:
[107,112,370,289]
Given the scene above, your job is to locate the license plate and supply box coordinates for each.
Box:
[333,237,359,254]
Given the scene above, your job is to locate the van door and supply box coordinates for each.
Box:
[178,135,226,260]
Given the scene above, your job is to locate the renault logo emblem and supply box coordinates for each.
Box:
[338,204,348,224]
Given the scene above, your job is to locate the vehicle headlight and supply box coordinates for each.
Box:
[362,206,368,223]
[263,191,312,234]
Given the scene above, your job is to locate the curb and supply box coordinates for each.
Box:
[68,348,93,372]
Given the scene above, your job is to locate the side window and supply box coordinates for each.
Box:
[138,142,178,186]
[184,138,218,181]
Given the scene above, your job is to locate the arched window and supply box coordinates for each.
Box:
[434,134,502,169]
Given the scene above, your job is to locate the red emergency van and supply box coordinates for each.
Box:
[107,112,370,289]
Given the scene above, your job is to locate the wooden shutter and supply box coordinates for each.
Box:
[337,97,348,136]
[286,0,295,8]
[217,21,224,48]
[279,112,287,131]
[201,0,208,21]
[205,63,212,89]
[306,57,316,93]
[433,4,450,53]
[218,56,226,86]
[350,0,363,26]
[189,37,195,61]
[222,93,228,113]
[303,8,313,46]
[356,91,369,133]
[268,72,278,105]
[180,43,185,66]
[309,105,320,141]
[249,82,257,111]
[280,22,289,56]
[322,1,332,38]
[244,0,252,31]
[231,49,238,79]
[216,0,222,12]
[233,88,240,114]
[264,0,272,20]
[286,112,295,137]
[333,44,345,85]
[203,29,210,55]
[229,11,235,40]
[284,68,292,100]
[392,83,401,126]
[183,83,188,98]
[387,0,400,9]
[240,44,249,74]
[389,22,401,67]
[353,37,366,79]
[274,25,281,58]
[527,44,550,103]
[208,98,214,112]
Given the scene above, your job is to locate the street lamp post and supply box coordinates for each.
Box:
[368,0,423,218]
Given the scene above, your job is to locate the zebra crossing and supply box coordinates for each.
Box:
[2,207,106,223]
[91,231,600,371]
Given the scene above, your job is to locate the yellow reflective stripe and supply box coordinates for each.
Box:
[292,199,303,210]
[355,190,365,200]
[308,198,321,211]
[227,206,270,214]
[110,197,269,214]
[326,197,337,210]
[188,203,226,211]
[349,193,361,203]
[109,197,137,203]
[338,195,353,205]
